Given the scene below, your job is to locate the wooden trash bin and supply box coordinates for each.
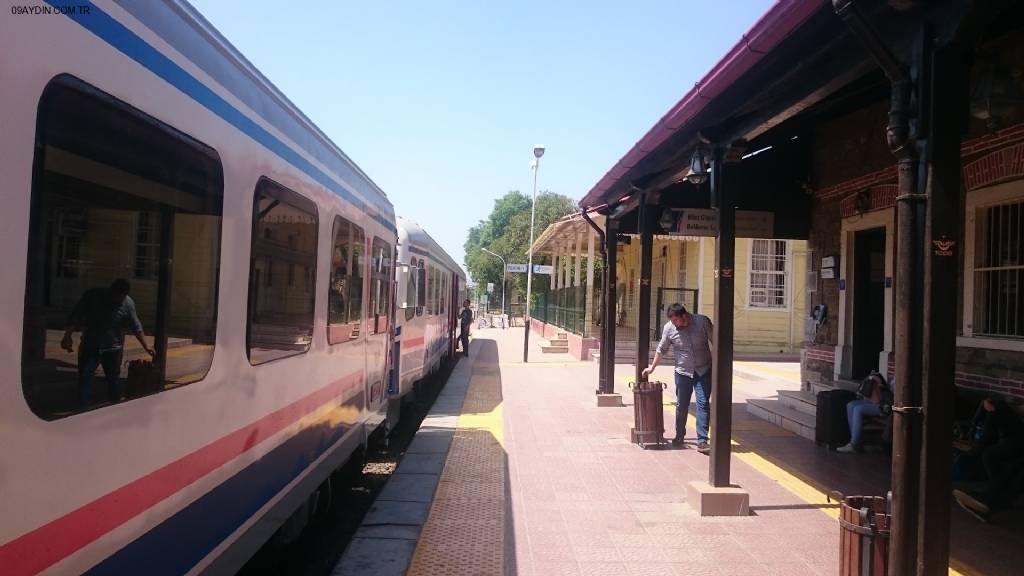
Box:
[629,379,666,449]
[835,492,891,576]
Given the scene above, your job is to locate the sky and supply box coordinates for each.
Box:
[189,0,776,272]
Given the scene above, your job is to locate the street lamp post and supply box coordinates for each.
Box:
[481,247,506,321]
[524,144,545,362]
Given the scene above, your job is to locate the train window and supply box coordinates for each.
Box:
[435,267,442,314]
[247,178,317,364]
[367,237,392,335]
[439,271,446,314]
[328,216,364,344]
[423,264,432,315]
[432,267,440,315]
[434,267,440,314]
[404,259,417,322]
[22,75,223,420]
[416,260,426,315]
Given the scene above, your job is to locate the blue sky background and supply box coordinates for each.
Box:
[189,0,775,272]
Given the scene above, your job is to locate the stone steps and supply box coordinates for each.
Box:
[747,397,817,441]
[778,389,817,417]
[539,336,569,354]
[746,378,863,442]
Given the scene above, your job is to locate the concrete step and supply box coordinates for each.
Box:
[747,398,817,441]
[778,389,817,417]
[810,378,859,396]
[539,339,569,354]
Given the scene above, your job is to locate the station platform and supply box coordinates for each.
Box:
[335,328,1021,576]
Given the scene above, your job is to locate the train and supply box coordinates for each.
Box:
[0,1,466,575]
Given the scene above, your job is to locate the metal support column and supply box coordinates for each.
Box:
[831,5,922,572]
[585,231,596,338]
[709,143,741,488]
[600,218,619,394]
[635,190,654,384]
[917,39,967,576]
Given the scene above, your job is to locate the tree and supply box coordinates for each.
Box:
[464,190,577,303]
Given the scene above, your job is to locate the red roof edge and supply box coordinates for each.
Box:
[580,0,824,208]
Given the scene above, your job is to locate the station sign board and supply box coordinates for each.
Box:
[532,265,554,274]
[663,208,775,238]
[506,263,528,273]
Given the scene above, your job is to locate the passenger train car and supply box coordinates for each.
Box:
[389,217,466,423]
[0,1,465,574]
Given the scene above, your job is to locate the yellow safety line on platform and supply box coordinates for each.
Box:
[734,362,801,381]
[731,436,972,575]
[458,402,504,447]
[407,358,506,576]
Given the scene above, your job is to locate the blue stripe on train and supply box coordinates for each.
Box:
[47,0,396,233]
[85,413,356,575]
[110,0,391,217]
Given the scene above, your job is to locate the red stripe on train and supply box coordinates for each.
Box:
[0,371,363,576]
[403,336,425,348]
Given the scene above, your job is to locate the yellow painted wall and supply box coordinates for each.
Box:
[617,237,808,354]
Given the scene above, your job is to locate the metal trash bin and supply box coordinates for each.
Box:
[629,379,666,449]
[831,491,891,576]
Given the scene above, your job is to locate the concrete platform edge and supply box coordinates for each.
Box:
[331,347,477,576]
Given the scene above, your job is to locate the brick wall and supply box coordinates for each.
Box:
[955,347,1024,399]
[805,197,842,347]
[801,343,835,389]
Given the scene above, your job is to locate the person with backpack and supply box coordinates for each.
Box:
[837,371,891,453]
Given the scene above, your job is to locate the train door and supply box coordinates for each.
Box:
[388,244,400,396]
[365,236,393,423]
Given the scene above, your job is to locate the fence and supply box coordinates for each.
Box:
[530,286,594,337]
[616,286,699,344]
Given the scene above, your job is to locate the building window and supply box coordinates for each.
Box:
[328,216,364,344]
[973,200,1024,338]
[749,239,789,309]
[247,178,317,364]
[134,211,161,280]
[22,75,223,419]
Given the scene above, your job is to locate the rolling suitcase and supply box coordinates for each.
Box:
[816,389,857,448]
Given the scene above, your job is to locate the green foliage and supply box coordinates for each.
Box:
[464,190,577,299]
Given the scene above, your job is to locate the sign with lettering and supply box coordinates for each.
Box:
[662,208,775,238]
[506,263,528,273]
[533,265,554,274]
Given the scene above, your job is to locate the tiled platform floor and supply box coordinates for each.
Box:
[404,328,1022,576]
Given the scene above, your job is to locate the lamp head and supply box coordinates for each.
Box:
[684,147,708,185]
[533,144,546,159]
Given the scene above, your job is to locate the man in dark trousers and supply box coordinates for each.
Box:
[642,303,714,452]
[458,299,473,357]
[61,278,154,406]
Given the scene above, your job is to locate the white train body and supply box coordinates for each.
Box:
[391,217,466,407]
[0,1,463,575]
